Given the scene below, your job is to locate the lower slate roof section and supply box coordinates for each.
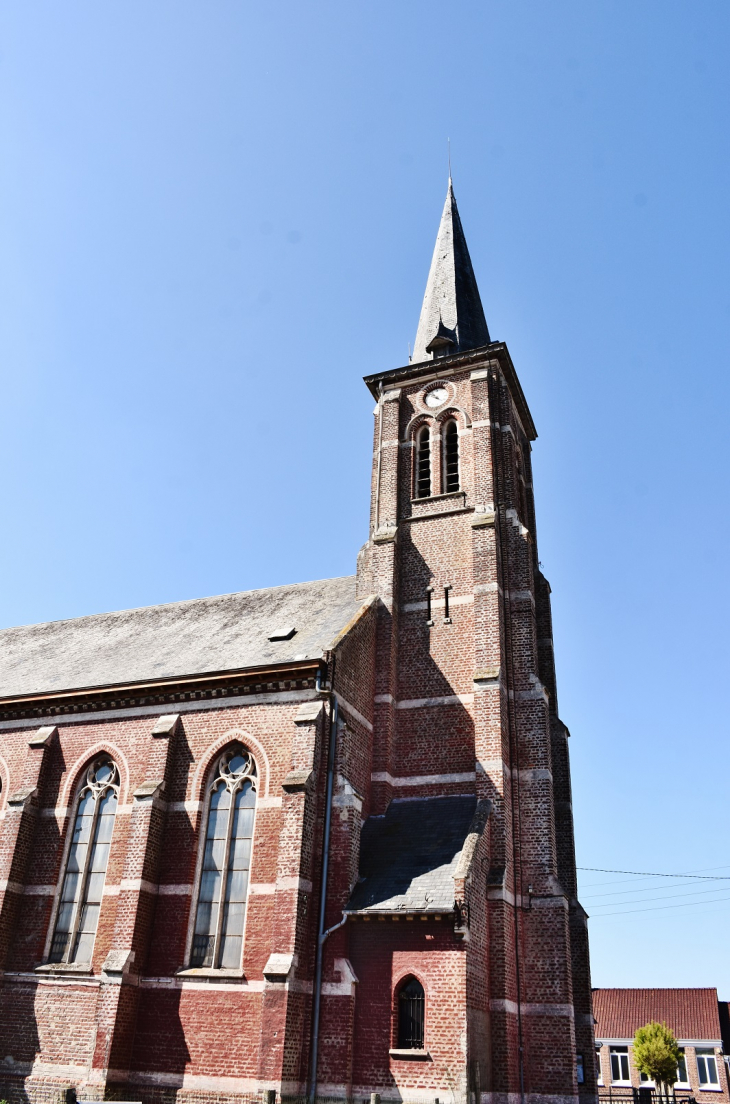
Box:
[592,988,723,1043]
[0,575,362,699]
[347,795,479,914]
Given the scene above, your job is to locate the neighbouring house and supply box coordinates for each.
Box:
[593,988,729,1101]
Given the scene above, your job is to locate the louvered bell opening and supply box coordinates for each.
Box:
[443,420,459,492]
[416,427,431,498]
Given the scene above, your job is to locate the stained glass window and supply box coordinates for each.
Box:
[49,759,119,965]
[190,747,257,970]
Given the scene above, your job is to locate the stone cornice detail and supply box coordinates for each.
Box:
[0,661,321,722]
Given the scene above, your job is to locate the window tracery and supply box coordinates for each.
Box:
[50,757,119,965]
[190,745,257,970]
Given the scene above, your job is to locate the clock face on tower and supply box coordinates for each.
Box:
[424,386,449,408]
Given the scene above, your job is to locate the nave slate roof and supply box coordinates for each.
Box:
[0,575,362,698]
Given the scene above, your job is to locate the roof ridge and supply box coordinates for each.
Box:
[0,575,357,634]
[591,989,715,998]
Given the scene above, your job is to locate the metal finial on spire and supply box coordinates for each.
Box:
[448,137,451,180]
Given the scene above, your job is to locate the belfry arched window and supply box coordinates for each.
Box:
[442,419,459,492]
[415,425,431,498]
[397,976,425,1049]
[50,758,119,964]
[190,745,257,970]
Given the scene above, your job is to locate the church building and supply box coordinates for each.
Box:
[0,182,596,1104]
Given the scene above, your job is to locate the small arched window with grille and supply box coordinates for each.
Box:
[442,419,459,493]
[190,745,257,970]
[50,757,119,965]
[415,425,431,498]
[397,976,425,1049]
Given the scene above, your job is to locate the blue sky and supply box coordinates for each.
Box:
[1,1,729,995]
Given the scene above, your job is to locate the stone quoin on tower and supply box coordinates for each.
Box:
[0,179,596,1104]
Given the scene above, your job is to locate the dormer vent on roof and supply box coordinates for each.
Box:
[412,178,491,363]
[268,627,297,642]
[425,318,456,359]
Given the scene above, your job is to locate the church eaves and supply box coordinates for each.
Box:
[411,178,491,364]
[0,576,363,699]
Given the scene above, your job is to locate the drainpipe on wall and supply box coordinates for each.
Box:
[307,662,344,1104]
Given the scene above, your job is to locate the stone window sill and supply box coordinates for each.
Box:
[407,492,470,523]
[389,1049,431,1061]
[411,491,465,506]
[35,962,94,976]
[175,967,245,980]
[413,492,463,505]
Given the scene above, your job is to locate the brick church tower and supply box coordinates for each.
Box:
[332,179,596,1103]
[0,181,594,1104]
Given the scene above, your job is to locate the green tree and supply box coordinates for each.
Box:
[633,1021,682,1099]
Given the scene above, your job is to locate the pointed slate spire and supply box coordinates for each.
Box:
[412,179,491,363]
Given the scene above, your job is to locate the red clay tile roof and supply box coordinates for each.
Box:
[593,989,721,1041]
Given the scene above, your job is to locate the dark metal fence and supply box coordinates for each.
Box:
[598,1089,696,1104]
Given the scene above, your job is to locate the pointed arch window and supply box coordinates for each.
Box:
[190,745,257,970]
[50,758,119,965]
[415,425,431,498]
[442,419,459,492]
[397,976,425,1049]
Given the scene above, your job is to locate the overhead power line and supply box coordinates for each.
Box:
[578,866,730,881]
[588,884,730,908]
[581,879,726,900]
[589,894,730,918]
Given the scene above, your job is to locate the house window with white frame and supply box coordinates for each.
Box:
[696,1049,720,1088]
[190,745,257,970]
[610,1046,631,1084]
[675,1049,689,1087]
